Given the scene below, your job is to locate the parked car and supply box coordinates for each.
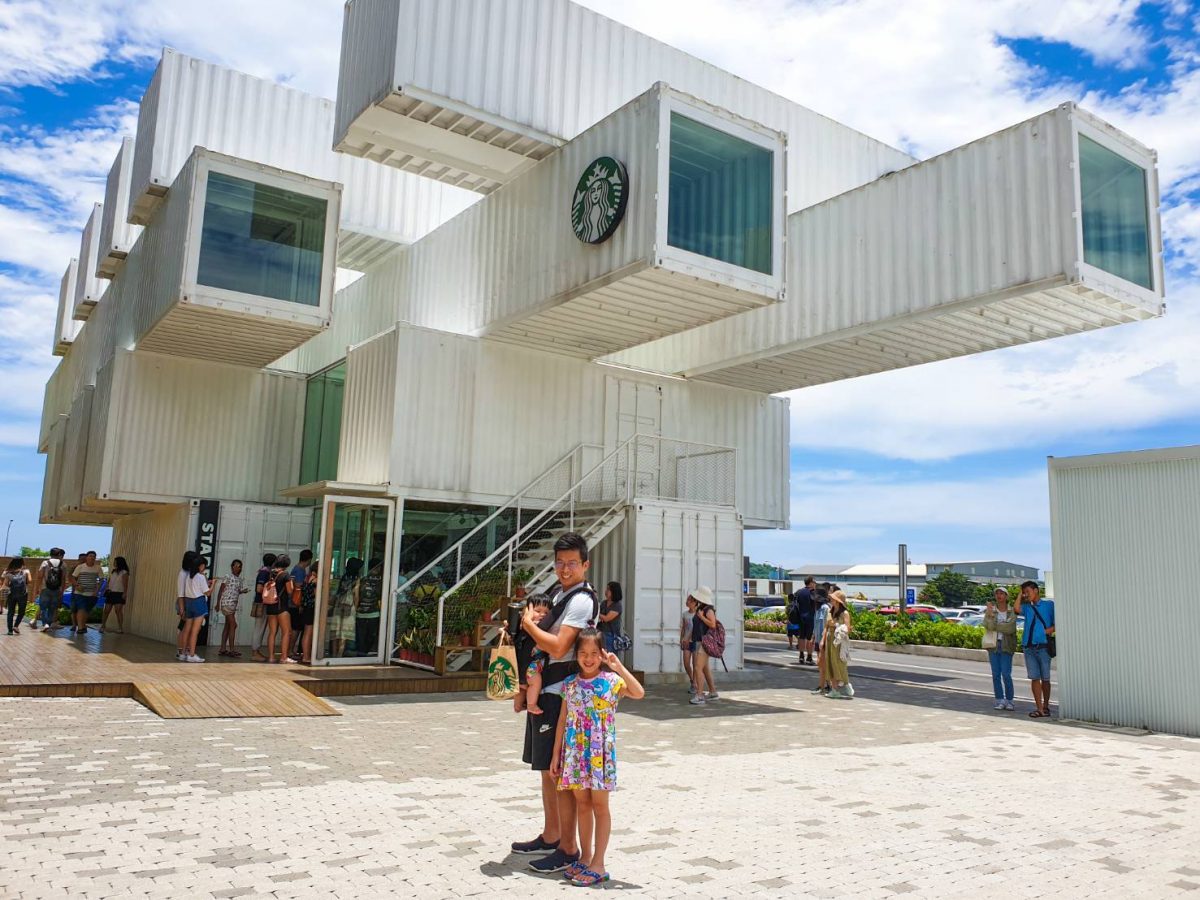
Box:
[876,606,948,623]
[849,599,880,613]
[960,614,984,627]
[940,608,975,623]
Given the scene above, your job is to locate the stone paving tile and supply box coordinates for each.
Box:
[0,674,1198,898]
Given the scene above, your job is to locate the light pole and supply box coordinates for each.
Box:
[3,519,11,557]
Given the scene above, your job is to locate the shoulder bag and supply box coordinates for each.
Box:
[1027,604,1056,658]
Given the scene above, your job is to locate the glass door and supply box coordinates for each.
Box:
[313,496,395,665]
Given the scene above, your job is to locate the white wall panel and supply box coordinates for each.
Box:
[110,504,191,646]
[52,258,80,357]
[100,351,307,505]
[337,0,914,207]
[97,137,142,278]
[1049,446,1200,737]
[629,500,743,674]
[339,327,398,485]
[40,419,66,523]
[72,204,106,320]
[130,49,477,247]
[341,325,787,525]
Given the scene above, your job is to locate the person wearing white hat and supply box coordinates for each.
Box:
[687,586,719,704]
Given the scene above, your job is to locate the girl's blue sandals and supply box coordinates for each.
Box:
[570,868,611,887]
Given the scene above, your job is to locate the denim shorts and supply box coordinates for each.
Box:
[1024,645,1052,681]
[184,598,208,620]
[71,594,97,613]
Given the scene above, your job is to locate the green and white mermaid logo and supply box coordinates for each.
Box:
[487,654,518,700]
[571,157,628,244]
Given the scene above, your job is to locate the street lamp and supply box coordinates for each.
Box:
[3,519,11,557]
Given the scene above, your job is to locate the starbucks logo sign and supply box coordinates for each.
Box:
[571,157,628,244]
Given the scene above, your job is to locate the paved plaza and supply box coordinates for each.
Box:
[1,668,1197,899]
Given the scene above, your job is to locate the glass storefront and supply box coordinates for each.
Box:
[197,171,328,305]
[668,112,774,275]
[299,362,345,493]
[317,500,390,662]
[1079,135,1152,290]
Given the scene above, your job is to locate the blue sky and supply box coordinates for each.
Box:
[1,0,1198,572]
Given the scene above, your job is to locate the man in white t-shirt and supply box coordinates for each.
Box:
[510,532,598,874]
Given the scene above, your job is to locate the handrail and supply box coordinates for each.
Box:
[424,433,646,643]
[391,433,737,667]
[393,442,598,599]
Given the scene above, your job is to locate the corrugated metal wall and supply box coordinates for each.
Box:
[1049,447,1200,737]
[629,500,743,674]
[129,49,476,246]
[58,387,93,515]
[72,203,106,318]
[110,503,190,646]
[607,107,1083,382]
[40,420,66,523]
[101,351,307,505]
[52,258,80,359]
[339,0,915,210]
[340,325,786,525]
[82,357,114,503]
[401,88,659,336]
[98,137,141,276]
[340,328,398,485]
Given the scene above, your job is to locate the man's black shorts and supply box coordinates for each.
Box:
[798,616,815,641]
[522,693,564,771]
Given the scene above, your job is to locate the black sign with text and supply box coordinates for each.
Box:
[194,499,219,645]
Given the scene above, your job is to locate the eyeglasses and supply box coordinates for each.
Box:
[553,560,585,571]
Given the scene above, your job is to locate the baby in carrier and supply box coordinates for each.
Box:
[514,593,553,714]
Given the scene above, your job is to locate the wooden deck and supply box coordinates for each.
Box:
[0,626,485,718]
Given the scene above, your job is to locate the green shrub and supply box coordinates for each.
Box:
[743,617,786,634]
[745,607,990,650]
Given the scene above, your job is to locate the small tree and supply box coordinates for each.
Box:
[973,582,1002,605]
[918,583,944,605]
[925,570,975,607]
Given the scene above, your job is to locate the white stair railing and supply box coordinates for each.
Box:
[391,434,736,670]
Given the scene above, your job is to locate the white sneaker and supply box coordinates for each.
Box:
[993,700,1005,710]
[185,654,205,663]
[689,695,706,705]
[843,683,855,698]
[1003,701,1015,711]
[705,692,719,700]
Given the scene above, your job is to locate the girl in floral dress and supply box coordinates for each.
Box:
[551,628,645,887]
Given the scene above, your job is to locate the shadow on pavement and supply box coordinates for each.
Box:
[480,855,642,891]
[739,662,1059,723]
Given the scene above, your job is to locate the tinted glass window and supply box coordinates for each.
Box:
[197,172,327,305]
[668,113,773,274]
[299,363,346,490]
[1079,135,1152,290]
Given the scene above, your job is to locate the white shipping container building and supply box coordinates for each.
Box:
[1049,447,1200,737]
[36,0,1165,681]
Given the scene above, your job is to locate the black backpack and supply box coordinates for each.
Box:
[787,591,803,624]
[44,562,63,591]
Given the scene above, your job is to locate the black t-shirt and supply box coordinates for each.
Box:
[599,599,622,635]
[358,573,382,615]
[793,587,816,619]
[275,573,293,610]
[691,611,710,641]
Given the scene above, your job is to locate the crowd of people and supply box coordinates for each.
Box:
[2,549,121,636]
[169,549,387,664]
[786,577,854,699]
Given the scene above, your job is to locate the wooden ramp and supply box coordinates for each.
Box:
[133,679,340,719]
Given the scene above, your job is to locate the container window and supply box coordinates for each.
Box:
[668,113,773,275]
[1079,135,1152,290]
[299,363,346,492]
[197,172,328,305]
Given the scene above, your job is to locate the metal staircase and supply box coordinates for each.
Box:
[390,433,736,672]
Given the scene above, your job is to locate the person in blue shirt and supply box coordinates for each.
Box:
[1015,580,1055,718]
